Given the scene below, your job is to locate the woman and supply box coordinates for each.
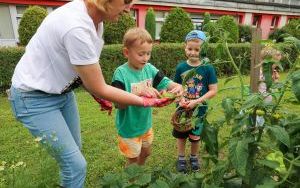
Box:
[8,0,179,187]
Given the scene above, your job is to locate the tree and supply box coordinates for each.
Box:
[104,13,136,44]
[160,7,194,43]
[145,8,156,40]
[18,6,48,46]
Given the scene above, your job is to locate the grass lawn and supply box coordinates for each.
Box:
[0,73,299,187]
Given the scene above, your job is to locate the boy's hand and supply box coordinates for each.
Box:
[179,97,189,108]
[92,95,113,115]
[140,87,161,98]
[185,99,199,109]
[141,97,171,107]
[168,83,183,97]
[179,98,203,109]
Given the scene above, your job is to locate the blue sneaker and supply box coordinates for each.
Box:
[190,157,200,172]
[176,160,187,173]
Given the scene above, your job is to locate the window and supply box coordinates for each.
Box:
[16,6,28,26]
[252,15,261,28]
[155,11,168,40]
[130,9,137,21]
[271,16,279,28]
[0,4,14,39]
[189,13,203,30]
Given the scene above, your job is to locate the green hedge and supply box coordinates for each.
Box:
[1,43,298,92]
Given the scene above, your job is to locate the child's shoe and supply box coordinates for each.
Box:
[176,160,187,173]
[189,157,200,172]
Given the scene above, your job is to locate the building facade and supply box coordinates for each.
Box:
[0,0,299,46]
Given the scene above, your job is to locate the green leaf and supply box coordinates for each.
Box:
[255,179,277,188]
[149,180,169,188]
[266,151,287,174]
[182,68,197,85]
[293,160,300,167]
[257,159,280,170]
[124,164,144,179]
[221,98,235,122]
[228,137,253,176]
[136,173,152,186]
[212,161,228,186]
[240,94,262,111]
[201,120,219,162]
[266,125,290,148]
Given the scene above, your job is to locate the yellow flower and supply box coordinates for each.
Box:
[15,161,25,167]
[10,165,16,169]
[34,137,42,143]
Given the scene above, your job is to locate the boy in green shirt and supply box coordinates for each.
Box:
[173,30,218,173]
[111,27,182,166]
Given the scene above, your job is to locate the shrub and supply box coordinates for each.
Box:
[160,7,194,43]
[282,19,300,39]
[202,12,211,30]
[238,24,252,42]
[18,6,48,46]
[268,28,288,42]
[103,13,136,44]
[0,47,24,92]
[203,22,219,43]
[1,43,298,92]
[216,15,239,43]
[145,8,156,40]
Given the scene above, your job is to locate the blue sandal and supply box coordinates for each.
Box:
[190,157,200,172]
[176,160,187,173]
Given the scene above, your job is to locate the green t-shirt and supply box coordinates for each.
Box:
[174,60,218,117]
[112,63,171,138]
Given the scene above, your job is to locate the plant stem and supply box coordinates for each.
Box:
[224,42,245,100]
[271,56,300,113]
[277,155,300,185]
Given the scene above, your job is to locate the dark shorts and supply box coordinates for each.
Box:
[172,118,204,142]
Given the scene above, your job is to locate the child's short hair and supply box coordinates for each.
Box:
[260,46,281,60]
[123,27,153,48]
[185,30,206,43]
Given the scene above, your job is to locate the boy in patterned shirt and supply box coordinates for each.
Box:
[173,30,218,173]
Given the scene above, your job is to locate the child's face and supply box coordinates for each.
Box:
[185,40,202,63]
[123,40,152,70]
[273,51,282,62]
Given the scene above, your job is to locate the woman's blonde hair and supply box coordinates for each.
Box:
[87,0,133,14]
[123,27,153,48]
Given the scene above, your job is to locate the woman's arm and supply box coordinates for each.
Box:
[73,63,144,106]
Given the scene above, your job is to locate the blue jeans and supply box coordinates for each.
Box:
[8,87,86,188]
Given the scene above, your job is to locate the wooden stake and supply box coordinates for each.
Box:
[250,28,262,93]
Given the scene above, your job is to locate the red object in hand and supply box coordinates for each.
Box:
[142,97,172,107]
[92,95,113,115]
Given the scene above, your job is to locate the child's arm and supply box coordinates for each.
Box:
[185,84,217,109]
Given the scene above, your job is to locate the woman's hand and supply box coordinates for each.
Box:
[92,95,113,115]
[141,97,171,107]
